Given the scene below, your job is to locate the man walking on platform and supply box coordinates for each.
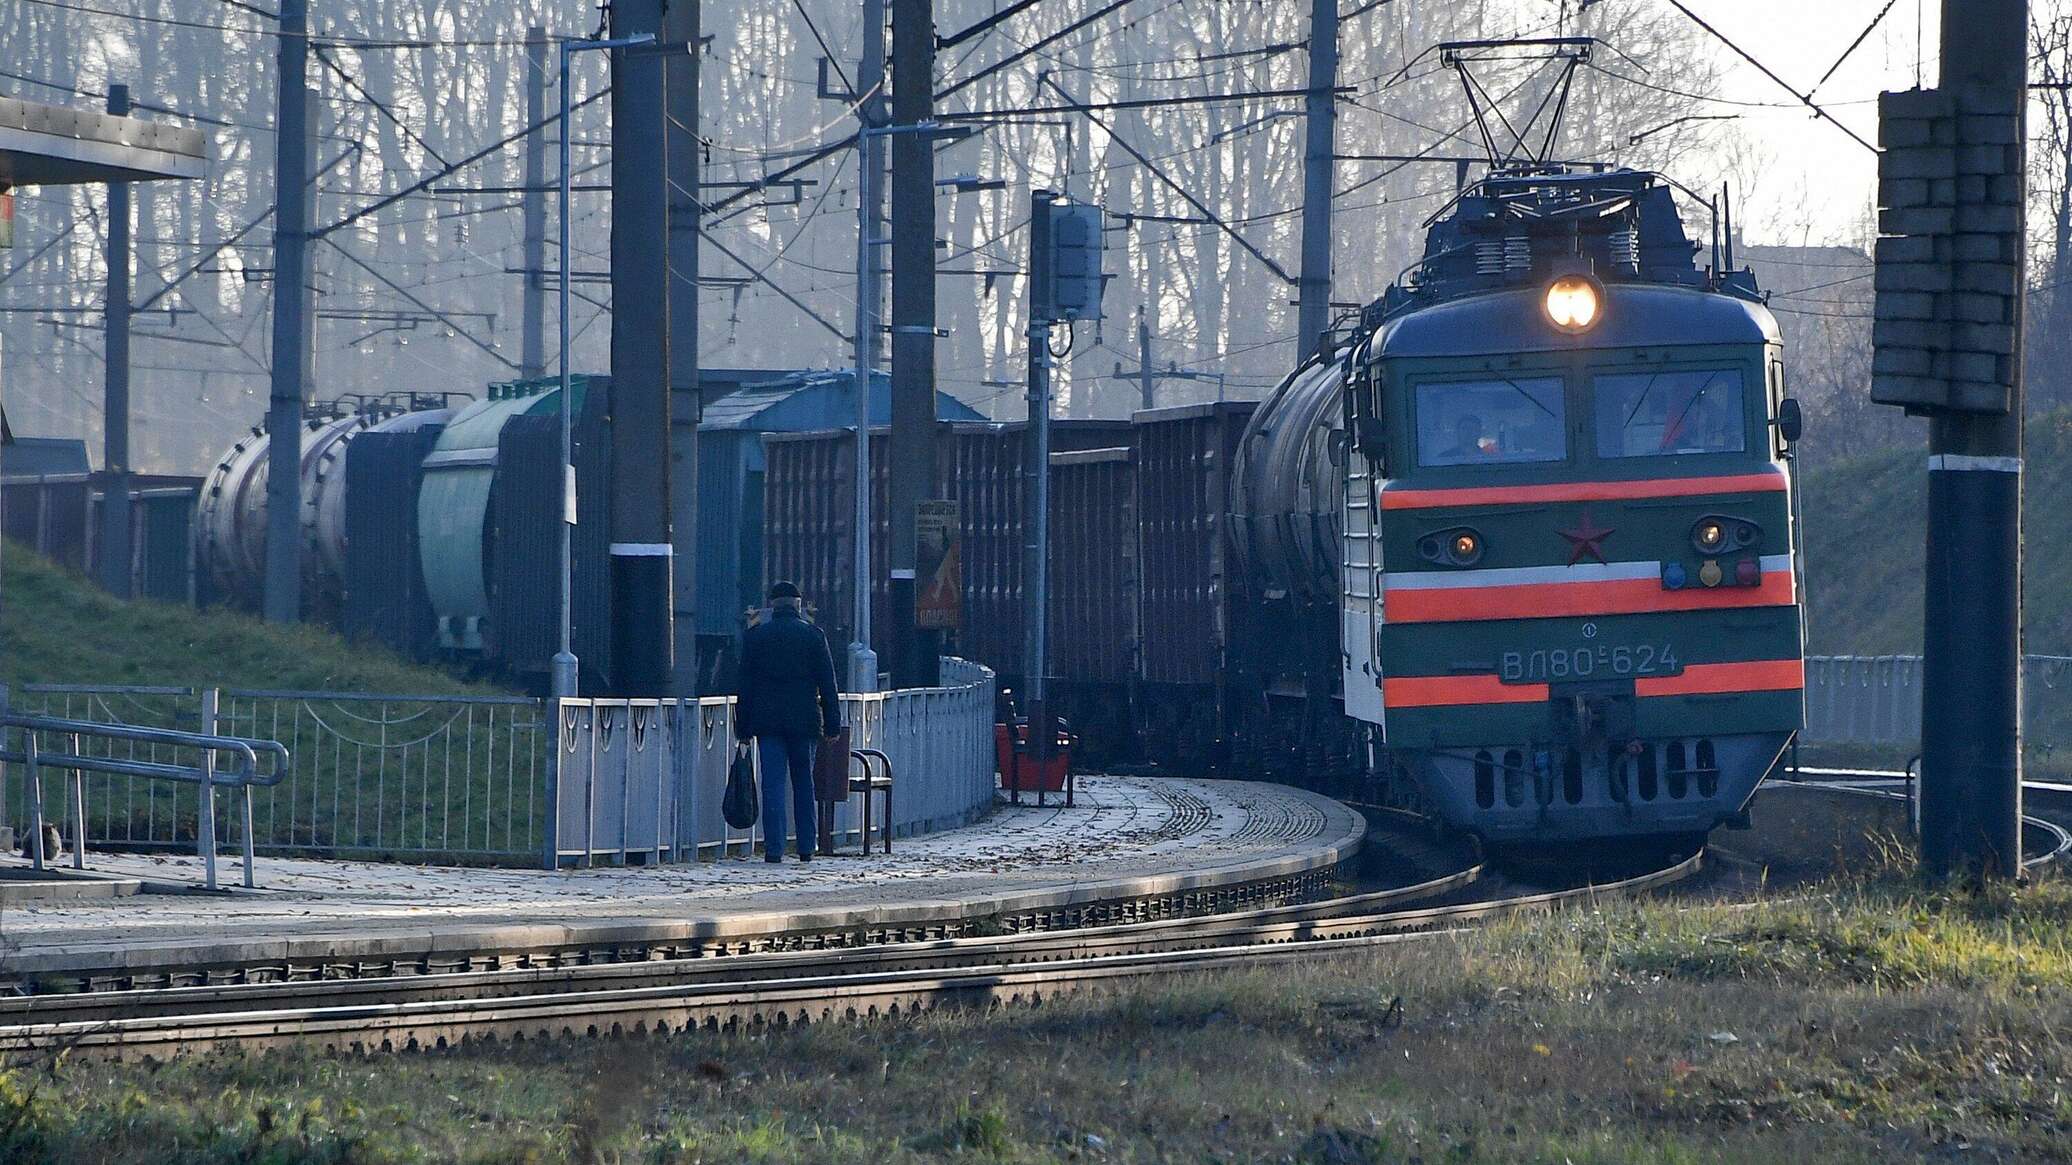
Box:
[737,581,845,862]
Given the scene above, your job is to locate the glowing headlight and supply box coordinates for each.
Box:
[1544,274,1602,332]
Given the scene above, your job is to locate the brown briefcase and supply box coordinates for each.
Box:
[813,728,852,803]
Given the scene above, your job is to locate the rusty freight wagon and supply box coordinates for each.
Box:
[759,420,1129,689]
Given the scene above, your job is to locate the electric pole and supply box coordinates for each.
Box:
[521,27,548,384]
[850,0,888,691]
[888,0,941,688]
[1916,0,2028,879]
[1024,190,1057,758]
[608,0,675,696]
[99,83,133,599]
[1137,306,1153,411]
[1296,0,1339,360]
[264,0,313,624]
[1116,308,1223,409]
[665,0,701,697]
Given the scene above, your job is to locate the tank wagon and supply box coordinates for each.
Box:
[193,371,975,690]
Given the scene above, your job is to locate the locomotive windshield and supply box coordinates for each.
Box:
[1592,368,1746,458]
[1413,376,1566,467]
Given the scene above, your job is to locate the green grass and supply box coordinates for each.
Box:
[6,866,2072,1163]
[0,546,539,860]
[1801,406,2072,657]
[0,543,491,695]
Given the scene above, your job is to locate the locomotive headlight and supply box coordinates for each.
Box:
[1543,274,1603,333]
[1419,526,1486,567]
[1696,521,1726,552]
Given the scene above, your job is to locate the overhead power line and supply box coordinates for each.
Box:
[17,0,585,48]
[312,44,450,168]
[315,86,610,239]
[937,0,1048,50]
[1037,74,1295,285]
[1657,0,1877,153]
[938,0,1137,101]
[789,0,855,98]
[672,181,850,343]
[321,237,519,370]
[942,85,1353,123]
[133,141,359,312]
[1808,0,1903,99]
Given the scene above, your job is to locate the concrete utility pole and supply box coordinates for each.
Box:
[850,0,889,691]
[99,84,133,599]
[1919,0,2028,879]
[1296,0,1339,361]
[521,27,548,383]
[609,0,675,696]
[1137,305,1153,411]
[888,0,941,688]
[665,0,701,698]
[1024,189,1057,757]
[263,0,313,624]
[1117,309,1225,409]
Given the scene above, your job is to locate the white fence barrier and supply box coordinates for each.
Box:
[550,658,996,866]
[1804,654,2072,749]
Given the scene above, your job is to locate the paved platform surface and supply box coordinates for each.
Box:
[0,776,1361,981]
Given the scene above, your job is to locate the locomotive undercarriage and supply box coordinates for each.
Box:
[1408,730,1788,844]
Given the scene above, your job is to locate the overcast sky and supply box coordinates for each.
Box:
[1678,0,1947,245]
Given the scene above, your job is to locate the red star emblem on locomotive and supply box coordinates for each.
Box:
[1557,507,1616,565]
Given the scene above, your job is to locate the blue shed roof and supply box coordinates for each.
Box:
[699,370,982,432]
[4,436,91,478]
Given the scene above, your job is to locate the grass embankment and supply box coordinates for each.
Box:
[4,866,2070,1163]
[0,546,532,858]
[0,544,484,694]
[1801,408,2072,657]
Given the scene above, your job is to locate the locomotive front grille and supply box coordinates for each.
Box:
[1471,738,1726,810]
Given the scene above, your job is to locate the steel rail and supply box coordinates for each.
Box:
[0,860,1487,1024]
[1790,780,2072,870]
[0,852,1701,1059]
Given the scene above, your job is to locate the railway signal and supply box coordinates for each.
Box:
[1025,189,1108,762]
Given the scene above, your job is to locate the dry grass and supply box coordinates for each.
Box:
[5,863,2071,1163]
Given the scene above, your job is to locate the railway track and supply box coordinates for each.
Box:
[0,846,1703,1060]
[1782,775,2072,870]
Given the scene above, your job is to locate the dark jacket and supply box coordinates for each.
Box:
[737,607,844,738]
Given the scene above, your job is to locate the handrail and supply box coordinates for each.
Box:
[0,707,291,890]
[0,711,288,786]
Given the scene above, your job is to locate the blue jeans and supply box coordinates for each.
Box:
[757,734,818,859]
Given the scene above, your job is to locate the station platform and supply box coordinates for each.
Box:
[0,776,1363,991]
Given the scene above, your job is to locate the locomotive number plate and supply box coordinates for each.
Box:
[1499,645,1682,684]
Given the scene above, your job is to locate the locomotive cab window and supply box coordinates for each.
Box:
[1413,376,1566,468]
[1593,367,1746,458]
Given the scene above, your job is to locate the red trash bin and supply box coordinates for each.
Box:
[998,720,1075,804]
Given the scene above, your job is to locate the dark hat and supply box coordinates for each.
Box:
[768,580,803,601]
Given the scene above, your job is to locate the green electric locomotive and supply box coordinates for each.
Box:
[1330,166,1805,844]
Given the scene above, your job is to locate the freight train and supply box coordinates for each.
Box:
[195,165,1801,849]
[768,165,1805,848]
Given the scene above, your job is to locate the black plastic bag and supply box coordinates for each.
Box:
[722,742,759,829]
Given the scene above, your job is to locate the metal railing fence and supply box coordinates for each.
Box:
[1803,654,2072,754]
[552,658,998,867]
[2,685,548,863]
[0,705,287,888]
[2,659,996,870]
